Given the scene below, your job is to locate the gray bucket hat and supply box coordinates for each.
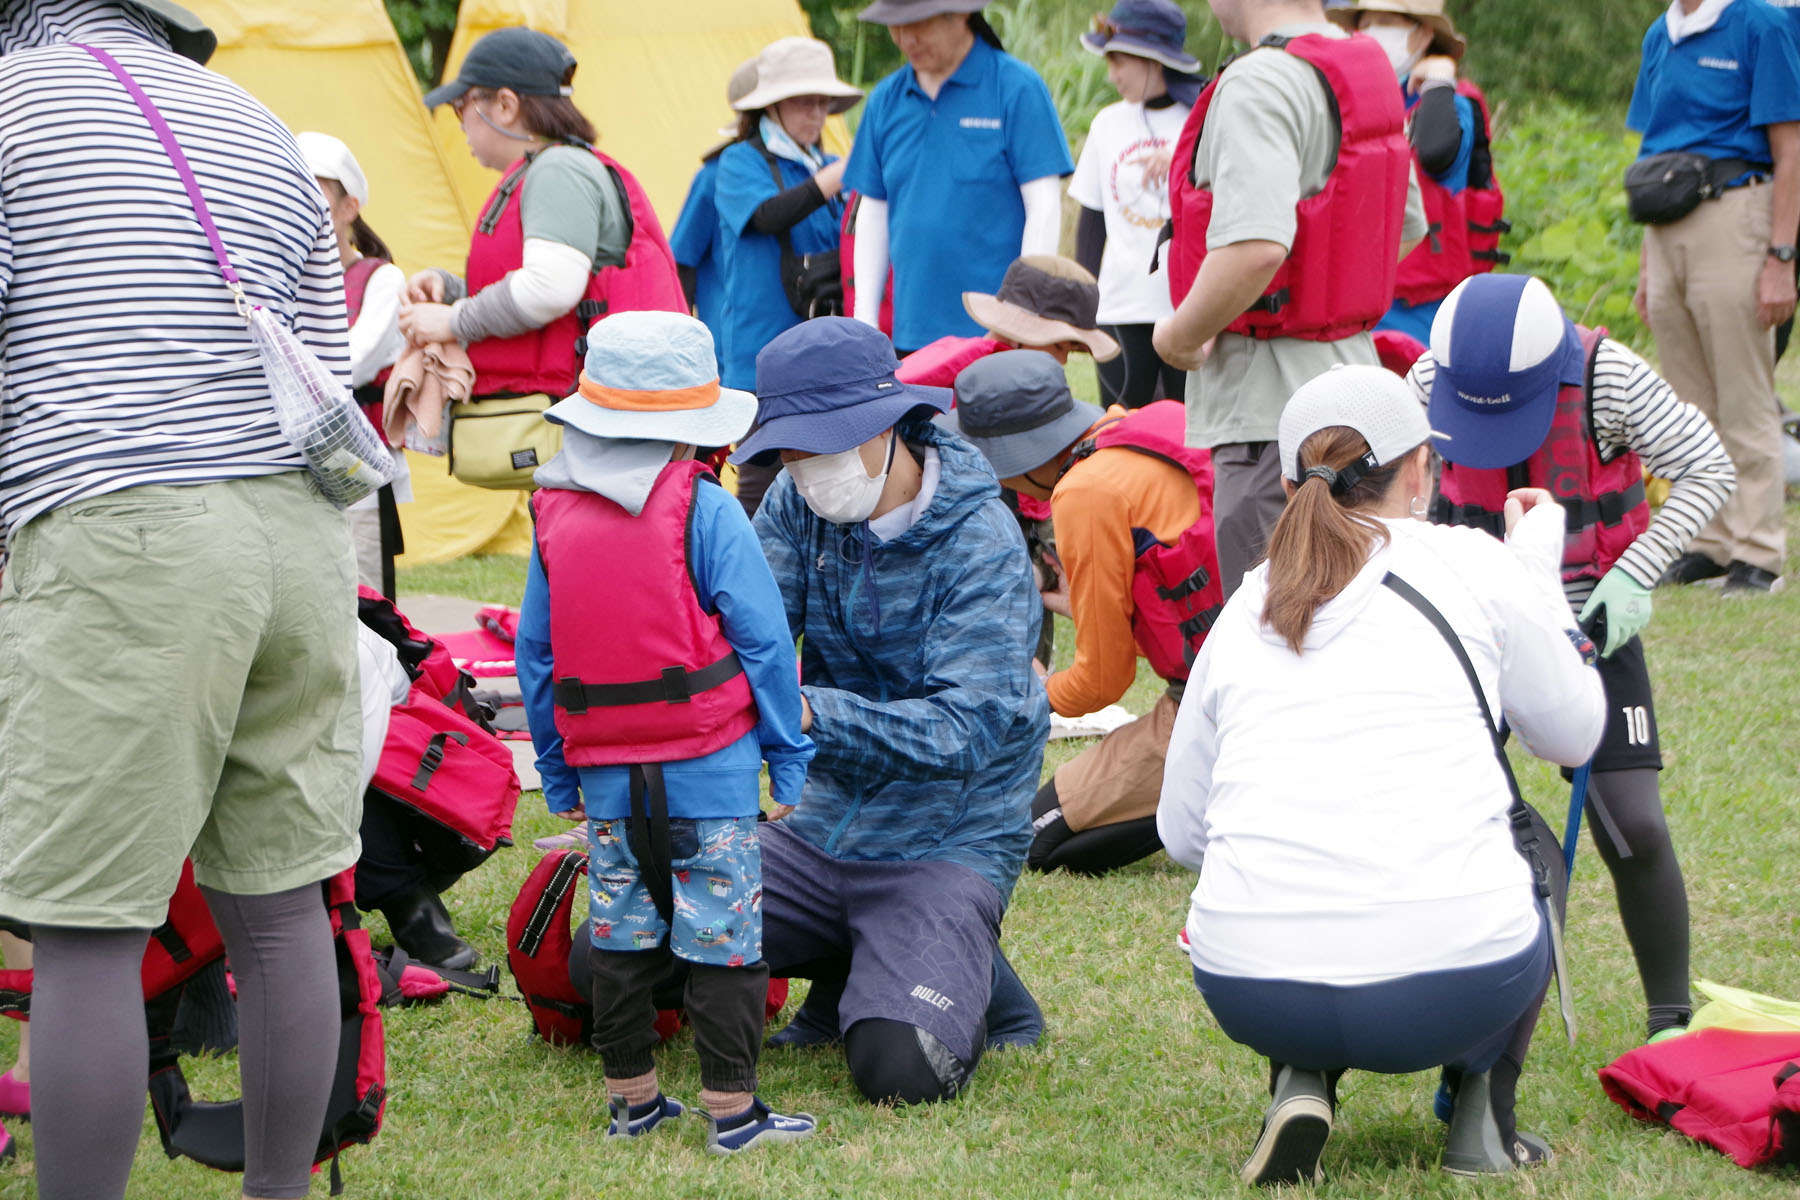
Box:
[128,0,215,63]
[859,0,987,26]
[937,350,1104,480]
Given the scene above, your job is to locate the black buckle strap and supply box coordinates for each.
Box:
[152,922,192,965]
[625,763,675,926]
[1178,606,1221,642]
[516,852,585,957]
[1471,249,1512,264]
[1245,287,1290,316]
[555,651,743,714]
[410,730,470,791]
[1469,218,1513,235]
[1155,563,1212,604]
[1426,220,1443,255]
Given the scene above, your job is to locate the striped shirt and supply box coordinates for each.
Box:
[0,0,349,549]
[1406,338,1736,608]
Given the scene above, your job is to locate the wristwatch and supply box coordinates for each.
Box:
[1770,244,1799,264]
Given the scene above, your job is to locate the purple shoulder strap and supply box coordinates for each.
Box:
[74,43,241,291]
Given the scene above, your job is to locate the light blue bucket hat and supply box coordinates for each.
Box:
[545,311,759,446]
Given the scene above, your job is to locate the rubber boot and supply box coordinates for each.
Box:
[381,887,478,971]
[1441,1069,1552,1175]
[1241,1064,1332,1186]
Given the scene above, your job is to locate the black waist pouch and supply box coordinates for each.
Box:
[1624,152,1759,225]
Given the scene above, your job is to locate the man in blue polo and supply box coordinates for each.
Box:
[847,0,1073,352]
[1629,0,1800,595]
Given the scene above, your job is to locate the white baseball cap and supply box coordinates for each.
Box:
[295,131,369,207]
[1278,363,1443,484]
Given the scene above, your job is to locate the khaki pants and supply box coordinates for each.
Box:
[1054,691,1181,830]
[0,473,363,929]
[1644,184,1784,574]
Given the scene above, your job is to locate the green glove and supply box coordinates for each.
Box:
[1578,567,1653,658]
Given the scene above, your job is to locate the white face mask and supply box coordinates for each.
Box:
[1364,23,1421,81]
[787,433,894,525]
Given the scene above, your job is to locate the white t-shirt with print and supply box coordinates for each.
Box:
[1068,97,1191,325]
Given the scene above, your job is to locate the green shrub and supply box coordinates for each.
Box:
[1489,98,1648,350]
[1448,0,1664,111]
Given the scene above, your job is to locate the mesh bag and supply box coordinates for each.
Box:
[248,305,395,507]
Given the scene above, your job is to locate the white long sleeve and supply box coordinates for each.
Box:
[852,197,890,327]
[1019,175,1065,256]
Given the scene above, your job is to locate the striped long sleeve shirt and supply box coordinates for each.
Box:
[0,0,349,549]
[1405,337,1736,611]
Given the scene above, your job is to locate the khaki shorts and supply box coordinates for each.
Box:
[1054,690,1181,830]
[0,473,363,929]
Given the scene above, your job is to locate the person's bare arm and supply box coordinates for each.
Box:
[1151,240,1287,369]
[1758,120,1799,329]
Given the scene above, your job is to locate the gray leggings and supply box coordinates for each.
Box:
[31,883,340,1200]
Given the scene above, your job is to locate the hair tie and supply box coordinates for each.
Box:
[1303,465,1338,487]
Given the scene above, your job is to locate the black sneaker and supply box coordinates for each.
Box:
[1720,561,1785,597]
[1241,1066,1332,1186]
[1657,552,1728,586]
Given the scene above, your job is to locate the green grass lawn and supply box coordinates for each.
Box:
[4,511,1799,1199]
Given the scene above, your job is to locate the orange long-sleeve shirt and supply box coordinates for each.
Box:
[1044,408,1200,718]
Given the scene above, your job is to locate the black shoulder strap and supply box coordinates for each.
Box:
[625,763,676,925]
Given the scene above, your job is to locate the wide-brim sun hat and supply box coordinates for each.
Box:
[938,350,1106,479]
[732,317,951,463]
[734,38,863,116]
[858,0,987,26]
[545,311,757,447]
[423,27,578,109]
[964,257,1122,362]
[1079,0,1201,75]
[295,132,369,206]
[1427,274,1586,471]
[1326,0,1467,60]
[1278,364,1443,483]
[126,0,215,63]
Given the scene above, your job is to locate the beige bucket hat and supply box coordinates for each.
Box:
[962,257,1121,362]
[1327,0,1467,60]
[733,38,863,115]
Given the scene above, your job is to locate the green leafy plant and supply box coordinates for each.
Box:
[385,0,458,86]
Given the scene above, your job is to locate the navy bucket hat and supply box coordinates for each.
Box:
[1080,0,1201,74]
[731,318,951,464]
[1427,275,1586,471]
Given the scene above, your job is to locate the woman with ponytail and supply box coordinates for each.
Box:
[1157,365,1605,1186]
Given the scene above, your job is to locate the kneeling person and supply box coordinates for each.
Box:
[736,317,1052,1105]
[946,351,1221,875]
[517,312,816,1153]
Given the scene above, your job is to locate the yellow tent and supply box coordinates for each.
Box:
[434,0,846,224]
[204,0,535,564]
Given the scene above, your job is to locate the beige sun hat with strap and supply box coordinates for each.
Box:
[733,37,863,115]
[1327,0,1467,60]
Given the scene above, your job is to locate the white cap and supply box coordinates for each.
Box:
[1278,363,1442,483]
[295,131,368,207]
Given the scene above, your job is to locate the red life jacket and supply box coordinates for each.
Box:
[530,460,759,767]
[358,588,522,861]
[1065,400,1222,682]
[1600,1027,1800,1169]
[506,849,787,1050]
[466,144,685,399]
[1,866,388,1195]
[1165,33,1411,341]
[1434,327,1649,583]
[344,255,395,432]
[1394,80,1509,306]
[1373,328,1427,377]
[897,335,1008,389]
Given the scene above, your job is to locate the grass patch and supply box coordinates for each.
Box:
[4,488,1798,1198]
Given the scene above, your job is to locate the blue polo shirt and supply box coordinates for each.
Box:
[844,38,1073,351]
[669,155,728,373]
[1626,0,1800,165]
[713,140,844,391]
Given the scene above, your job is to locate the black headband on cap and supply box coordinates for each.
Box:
[1303,451,1380,496]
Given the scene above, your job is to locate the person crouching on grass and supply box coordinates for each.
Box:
[515,311,817,1154]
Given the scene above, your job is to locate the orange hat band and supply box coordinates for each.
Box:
[578,370,720,412]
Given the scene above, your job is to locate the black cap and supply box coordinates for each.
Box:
[423,27,576,108]
[126,0,216,64]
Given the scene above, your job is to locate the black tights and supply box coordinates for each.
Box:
[1027,777,1163,876]
[1095,323,1187,410]
[1585,768,1691,1031]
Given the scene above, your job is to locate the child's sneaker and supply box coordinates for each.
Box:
[0,1070,26,1120]
[704,1097,816,1155]
[607,1092,684,1138]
